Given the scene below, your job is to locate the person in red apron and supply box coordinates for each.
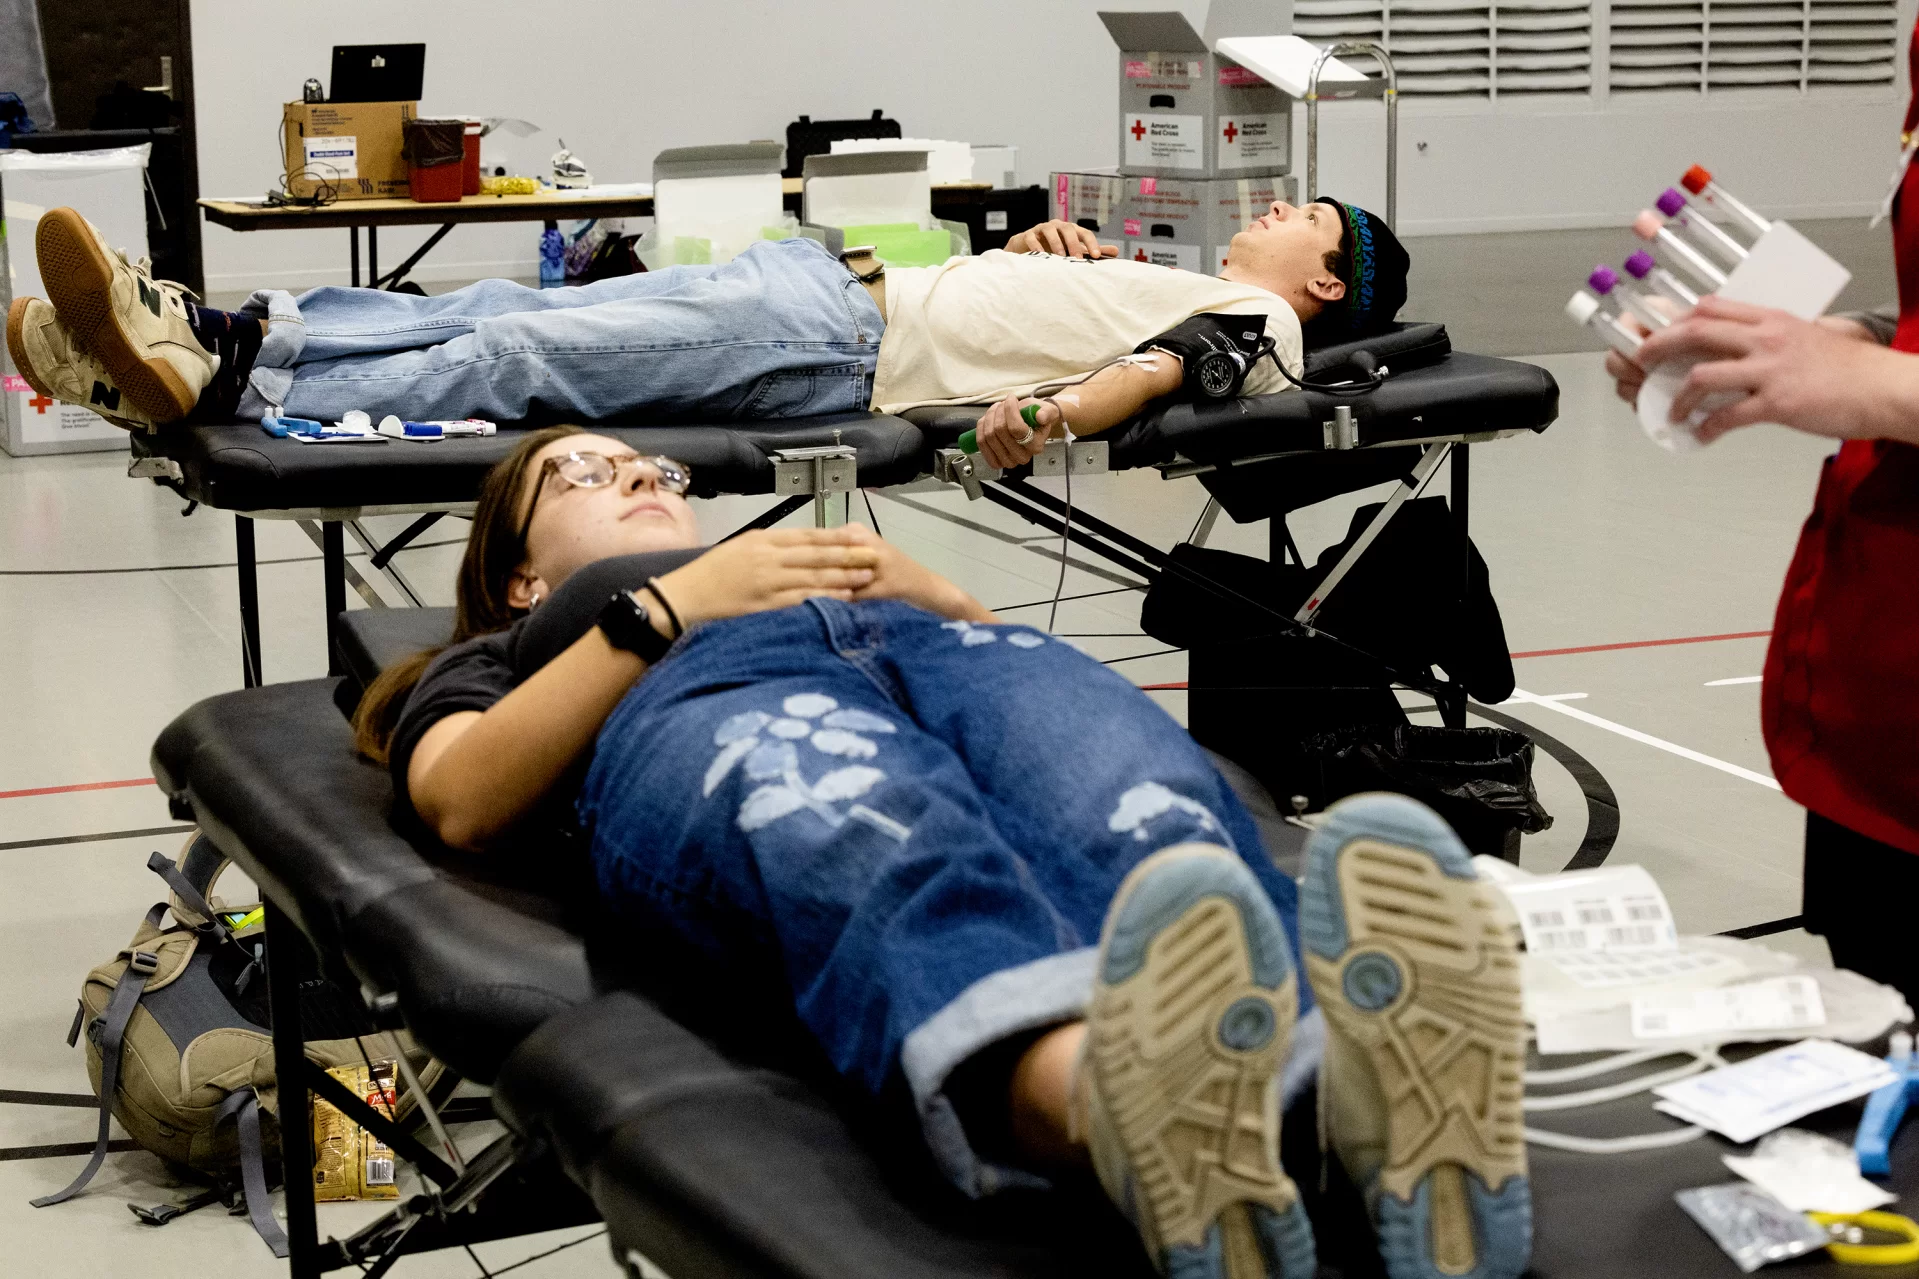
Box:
[1607,22,1919,1003]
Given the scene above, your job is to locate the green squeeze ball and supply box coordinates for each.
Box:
[957,402,1043,454]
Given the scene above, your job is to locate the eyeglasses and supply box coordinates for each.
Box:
[517,451,693,545]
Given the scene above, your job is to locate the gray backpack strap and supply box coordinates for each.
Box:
[215,1089,288,1258]
[146,851,229,939]
[30,904,168,1208]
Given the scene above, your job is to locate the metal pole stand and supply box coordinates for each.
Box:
[1304,41,1400,229]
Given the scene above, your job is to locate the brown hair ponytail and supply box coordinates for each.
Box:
[352,425,583,762]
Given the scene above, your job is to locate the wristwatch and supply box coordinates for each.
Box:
[597,590,674,664]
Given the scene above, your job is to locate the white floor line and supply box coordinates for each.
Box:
[1705,675,1763,686]
[1506,688,1782,791]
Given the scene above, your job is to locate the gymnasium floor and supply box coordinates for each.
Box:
[0,218,1890,1275]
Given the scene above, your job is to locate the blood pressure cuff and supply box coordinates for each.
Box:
[1136,313,1273,401]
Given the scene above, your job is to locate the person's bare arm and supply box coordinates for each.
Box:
[1003,219,1119,259]
[409,529,879,851]
[973,356,1185,469]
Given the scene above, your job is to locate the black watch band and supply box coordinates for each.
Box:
[597,590,674,664]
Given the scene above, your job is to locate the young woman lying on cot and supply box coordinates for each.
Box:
[352,426,1531,1279]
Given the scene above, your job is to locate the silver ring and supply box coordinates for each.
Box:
[1012,423,1035,445]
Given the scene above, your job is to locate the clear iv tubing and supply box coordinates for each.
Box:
[1525,1124,1708,1154]
[1656,187,1749,266]
[1633,210,1729,289]
[1681,164,1773,241]
[1523,1049,1722,1111]
[1523,1046,1725,1152]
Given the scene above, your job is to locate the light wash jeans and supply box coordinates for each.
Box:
[577,598,1322,1198]
[236,238,884,423]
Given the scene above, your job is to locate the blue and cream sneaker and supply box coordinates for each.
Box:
[1079,843,1317,1279]
[1299,794,1531,1279]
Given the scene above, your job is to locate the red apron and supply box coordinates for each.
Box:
[1761,19,1919,855]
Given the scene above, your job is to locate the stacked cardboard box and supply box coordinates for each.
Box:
[1051,9,1302,276]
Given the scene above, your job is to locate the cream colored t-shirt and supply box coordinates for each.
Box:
[870,250,1303,414]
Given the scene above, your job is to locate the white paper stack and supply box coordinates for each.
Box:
[1654,1040,1897,1144]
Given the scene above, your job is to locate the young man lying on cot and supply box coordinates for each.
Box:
[7,200,1409,469]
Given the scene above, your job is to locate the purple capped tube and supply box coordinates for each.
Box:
[1655,187,1749,265]
[1624,248,1699,311]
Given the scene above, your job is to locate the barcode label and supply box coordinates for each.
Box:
[1500,866,1677,956]
[365,1158,395,1186]
[1639,1012,1669,1033]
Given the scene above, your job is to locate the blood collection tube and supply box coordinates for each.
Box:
[1591,262,1671,331]
[1632,209,1728,290]
[1679,165,1772,240]
[1624,248,1698,310]
[1655,187,1748,265]
[1566,290,1643,358]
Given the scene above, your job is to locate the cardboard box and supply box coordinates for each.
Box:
[1115,172,1301,275]
[1099,11,1291,179]
[1050,170,1128,240]
[283,100,416,201]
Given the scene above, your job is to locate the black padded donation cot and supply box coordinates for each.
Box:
[125,323,1556,726]
[148,606,1919,1278]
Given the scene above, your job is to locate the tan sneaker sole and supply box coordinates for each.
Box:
[5,297,56,400]
[1085,843,1315,1278]
[1299,793,1530,1279]
[36,206,198,421]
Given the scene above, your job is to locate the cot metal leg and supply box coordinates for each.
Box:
[368,226,379,291]
[323,521,347,677]
[346,520,424,606]
[235,516,263,688]
[1191,497,1222,548]
[264,898,321,1279]
[1443,442,1473,729]
[349,227,360,289]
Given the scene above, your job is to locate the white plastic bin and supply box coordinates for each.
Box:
[2,144,151,455]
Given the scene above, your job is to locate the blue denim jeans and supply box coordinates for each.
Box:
[236,238,884,423]
[577,599,1319,1196]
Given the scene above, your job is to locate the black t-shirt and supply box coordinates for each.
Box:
[388,547,707,844]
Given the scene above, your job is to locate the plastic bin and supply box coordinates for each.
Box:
[462,120,483,196]
[404,119,465,204]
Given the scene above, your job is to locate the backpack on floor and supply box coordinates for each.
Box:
[32,832,452,1255]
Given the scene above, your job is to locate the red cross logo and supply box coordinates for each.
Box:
[1130,119,1147,142]
[28,394,53,415]
[1223,121,1239,144]
[1134,248,1150,263]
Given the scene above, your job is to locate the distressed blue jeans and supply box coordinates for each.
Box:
[578,599,1319,1196]
[236,238,883,423]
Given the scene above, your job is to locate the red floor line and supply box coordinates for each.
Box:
[1509,630,1771,659]
[0,777,155,801]
[1138,629,1774,693]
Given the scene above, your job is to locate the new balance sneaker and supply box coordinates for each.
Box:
[6,297,154,431]
[1299,794,1531,1279]
[1079,842,1317,1279]
[34,206,213,423]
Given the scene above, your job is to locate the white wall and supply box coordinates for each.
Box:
[190,0,1913,291]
